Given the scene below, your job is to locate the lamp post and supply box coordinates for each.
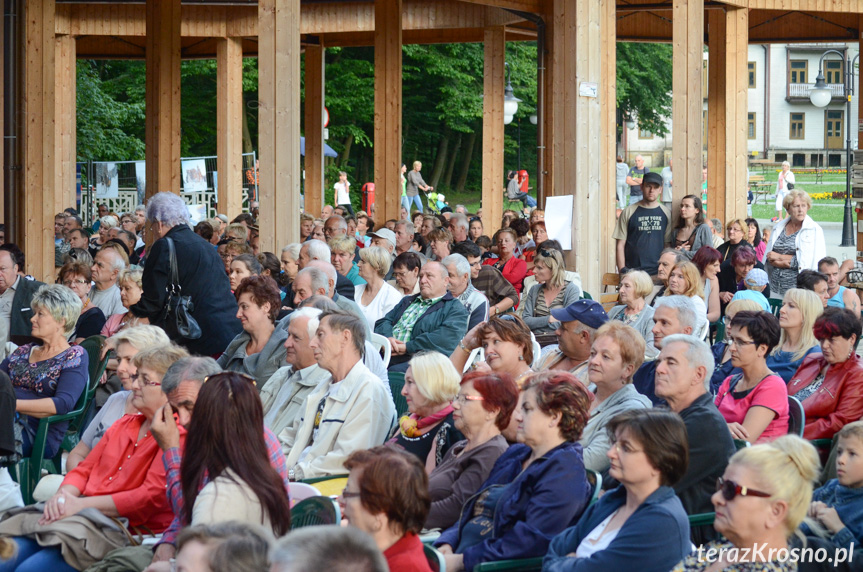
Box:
[810,50,857,247]
[503,62,521,126]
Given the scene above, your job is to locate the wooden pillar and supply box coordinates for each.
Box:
[0,4,4,225]
[374,0,402,224]
[304,43,325,218]
[22,0,56,280]
[543,0,613,296]
[671,0,704,211]
[55,34,75,214]
[145,0,181,197]
[857,18,863,256]
[482,26,505,229]
[216,37,243,219]
[258,0,300,251]
[707,8,748,226]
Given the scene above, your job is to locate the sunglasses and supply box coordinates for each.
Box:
[716,477,771,501]
[537,249,555,258]
[469,217,481,223]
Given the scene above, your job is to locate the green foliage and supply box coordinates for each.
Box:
[616,42,673,136]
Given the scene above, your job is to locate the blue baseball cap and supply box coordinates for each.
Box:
[550,299,609,329]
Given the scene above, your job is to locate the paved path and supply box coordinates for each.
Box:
[755,219,857,262]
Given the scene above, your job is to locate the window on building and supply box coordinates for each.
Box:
[792,154,805,167]
[790,113,805,139]
[638,128,654,140]
[826,59,844,84]
[702,65,708,95]
[775,153,788,163]
[789,60,808,84]
[748,113,756,140]
[748,62,756,88]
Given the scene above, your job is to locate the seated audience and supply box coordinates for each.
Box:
[672,194,713,259]
[646,249,683,306]
[673,436,820,571]
[229,253,262,292]
[521,249,581,335]
[607,270,657,360]
[435,371,593,571]
[716,218,752,268]
[452,240,518,317]
[443,253,490,332]
[797,269,830,308]
[306,260,370,338]
[388,351,463,468]
[451,315,534,390]
[281,310,395,480]
[580,321,650,473]
[269,525,388,572]
[718,245,770,310]
[390,251,422,296]
[355,246,402,326]
[709,299,762,393]
[745,217,767,262]
[280,243,302,291]
[330,235,365,287]
[341,447,432,572]
[89,246,128,318]
[428,227,453,261]
[730,268,770,311]
[767,288,824,383]
[482,228,527,296]
[166,522,272,572]
[788,307,863,440]
[218,275,288,387]
[666,261,708,339]
[820,256,860,313]
[537,300,609,385]
[425,370,517,531]
[692,245,722,323]
[714,311,789,443]
[544,409,691,572]
[58,261,105,343]
[100,267,145,338]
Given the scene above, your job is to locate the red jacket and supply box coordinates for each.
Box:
[788,354,863,440]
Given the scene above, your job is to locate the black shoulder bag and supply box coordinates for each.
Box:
[161,237,202,340]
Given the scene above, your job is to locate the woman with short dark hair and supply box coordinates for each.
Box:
[58,261,106,344]
[391,251,422,296]
[452,315,534,387]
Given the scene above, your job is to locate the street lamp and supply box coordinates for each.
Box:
[503,62,521,126]
[810,50,857,247]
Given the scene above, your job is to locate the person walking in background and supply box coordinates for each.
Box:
[773,160,795,222]
[661,158,673,211]
[616,155,630,211]
[334,171,354,216]
[405,161,432,214]
[625,154,649,206]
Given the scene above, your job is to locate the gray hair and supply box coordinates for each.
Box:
[111,325,170,352]
[661,334,714,392]
[161,356,221,396]
[710,218,723,232]
[320,309,366,356]
[396,219,415,235]
[298,295,339,313]
[442,253,470,279]
[290,307,323,339]
[135,204,147,214]
[146,192,190,228]
[118,266,143,289]
[270,525,387,572]
[98,247,127,273]
[308,260,337,290]
[99,215,119,230]
[296,267,329,296]
[325,216,348,232]
[654,295,699,335]
[282,242,302,261]
[449,213,469,232]
[303,239,331,262]
[32,284,83,338]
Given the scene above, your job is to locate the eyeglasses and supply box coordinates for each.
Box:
[727,337,757,348]
[62,279,89,287]
[469,217,481,223]
[454,393,484,404]
[468,260,482,268]
[341,489,362,499]
[716,477,771,501]
[130,373,161,387]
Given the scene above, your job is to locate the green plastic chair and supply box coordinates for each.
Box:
[423,544,445,572]
[768,298,783,318]
[581,291,593,301]
[733,439,750,451]
[388,371,410,419]
[291,496,340,528]
[474,557,544,572]
[586,469,602,505]
[688,512,716,527]
[711,320,725,344]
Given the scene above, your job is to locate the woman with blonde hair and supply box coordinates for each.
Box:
[717,218,752,264]
[667,261,708,338]
[329,235,365,286]
[608,270,658,360]
[101,266,144,338]
[522,249,581,335]
[299,213,315,242]
[388,351,463,470]
[769,287,823,382]
[356,246,403,326]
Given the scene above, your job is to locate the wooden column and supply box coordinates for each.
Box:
[22,0,56,280]
[55,34,76,214]
[707,8,748,226]
[671,0,704,211]
[374,0,402,224]
[258,0,301,251]
[216,37,243,219]
[543,0,613,296]
[304,43,325,218]
[482,26,505,229]
[145,0,181,197]
[858,18,863,255]
[0,5,4,225]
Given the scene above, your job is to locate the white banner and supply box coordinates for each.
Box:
[544,195,573,250]
[95,162,119,198]
[182,159,208,193]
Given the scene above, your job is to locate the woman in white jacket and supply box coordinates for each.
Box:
[773,161,796,221]
[764,189,826,298]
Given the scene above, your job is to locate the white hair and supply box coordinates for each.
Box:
[654,295,699,335]
[303,239,331,262]
[291,307,323,339]
[449,213,469,231]
[146,192,190,228]
[661,334,715,392]
[296,267,329,296]
[308,260,337,287]
[282,242,302,260]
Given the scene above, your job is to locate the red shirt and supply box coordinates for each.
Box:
[63,414,186,531]
[384,532,433,572]
[484,256,527,296]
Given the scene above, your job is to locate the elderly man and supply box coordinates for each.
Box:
[536,300,609,386]
[293,267,330,306]
[307,260,370,338]
[654,334,734,528]
[633,295,698,405]
[442,253,488,331]
[375,261,468,371]
[0,245,44,348]
[451,241,517,317]
[448,213,470,244]
[282,310,395,480]
[294,239,354,300]
[90,247,128,316]
[368,228,397,280]
[323,215,348,243]
[321,205,334,220]
[148,356,290,563]
[134,204,148,234]
[394,219,425,259]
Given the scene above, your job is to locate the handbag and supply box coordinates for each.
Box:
[160,237,202,340]
[787,183,795,190]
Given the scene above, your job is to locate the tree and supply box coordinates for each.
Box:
[616,42,674,136]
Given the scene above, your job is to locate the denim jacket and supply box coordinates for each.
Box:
[805,479,863,550]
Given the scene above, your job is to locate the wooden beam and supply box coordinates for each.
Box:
[482,26,505,229]
[304,43,325,219]
[145,0,182,196]
[258,0,301,251]
[601,0,618,282]
[671,0,703,212]
[374,0,403,223]
[216,37,243,219]
[858,15,863,254]
[0,4,5,225]
[55,34,76,215]
[707,7,748,226]
[455,0,542,14]
[23,0,56,280]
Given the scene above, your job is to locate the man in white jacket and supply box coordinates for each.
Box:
[282,309,395,481]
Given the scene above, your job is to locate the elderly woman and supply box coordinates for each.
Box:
[717,218,752,265]
[390,251,422,296]
[667,261,708,339]
[692,245,722,323]
[388,351,463,469]
[580,322,651,473]
[469,217,484,241]
[765,189,827,298]
[341,446,432,572]
[522,249,581,335]
[130,192,240,356]
[452,315,534,388]
[0,285,86,462]
[310,220,326,242]
[329,235,365,287]
[218,275,287,388]
[280,243,301,288]
[608,270,657,360]
[715,311,789,443]
[0,344,188,571]
[356,246,403,326]
[709,299,762,393]
[673,436,820,571]
[218,239,252,275]
[545,409,691,572]
[66,325,170,471]
[672,194,713,258]
[774,160,796,221]
[769,288,822,381]
[58,261,106,344]
[428,228,453,261]
[484,228,528,296]
[100,267,144,338]
[299,213,315,242]
[436,371,593,571]
[788,307,863,440]
[229,253,262,293]
[94,215,119,248]
[425,370,518,531]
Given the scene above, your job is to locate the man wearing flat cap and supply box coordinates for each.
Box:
[612,170,672,277]
[536,299,609,387]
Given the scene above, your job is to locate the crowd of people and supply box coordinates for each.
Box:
[0,186,860,572]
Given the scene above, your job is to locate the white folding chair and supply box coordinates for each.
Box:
[530,333,542,369]
[370,333,392,370]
